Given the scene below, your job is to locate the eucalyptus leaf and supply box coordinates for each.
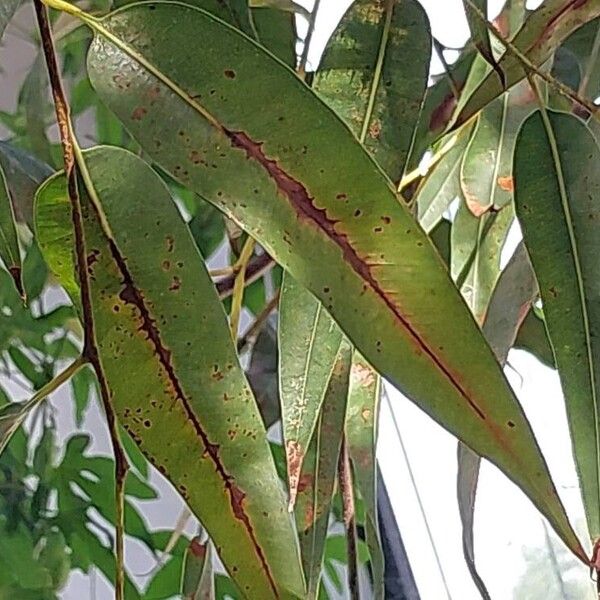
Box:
[515,109,600,541]
[278,274,343,508]
[295,342,352,598]
[453,0,600,128]
[35,146,305,598]
[315,0,431,182]
[346,352,383,599]
[0,165,23,298]
[82,1,584,558]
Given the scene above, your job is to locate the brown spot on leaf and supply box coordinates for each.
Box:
[169,276,181,292]
[430,92,457,131]
[497,176,514,192]
[224,69,236,79]
[131,106,147,121]
[189,537,207,559]
[368,120,381,139]
[224,128,487,422]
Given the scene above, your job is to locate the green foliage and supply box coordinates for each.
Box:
[1,0,600,598]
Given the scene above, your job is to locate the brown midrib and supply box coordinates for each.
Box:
[103,237,279,597]
[224,128,487,422]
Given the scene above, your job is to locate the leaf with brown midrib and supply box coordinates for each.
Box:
[35,146,305,599]
[82,1,584,560]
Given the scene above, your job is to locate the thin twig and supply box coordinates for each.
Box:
[237,289,281,353]
[33,3,128,597]
[216,252,274,300]
[298,0,321,75]
[463,0,599,121]
[338,435,359,600]
[229,236,256,339]
[433,37,460,99]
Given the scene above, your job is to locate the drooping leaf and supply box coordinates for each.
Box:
[82,2,584,558]
[415,126,474,234]
[514,109,600,542]
[251,5,297,67]
[460,79,534,216]
[0,141,53,225]
[181,536,215,600]
[457,443,490,600]
[278,274,343,509]
[35,146,305,599]
[314,0,431,182]
[346,352,383,599]
[0,166,23,298]
[456,205,514,325]
[453,0,600,129]
[463,0,496,72]
[295,342,352,598]
[0,0,20,42]
[457,242,538,600]
[408,49,476,172]
[514,308,556,369]
[553,17,600,98]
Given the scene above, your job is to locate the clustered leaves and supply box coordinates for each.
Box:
[1,0,600,598]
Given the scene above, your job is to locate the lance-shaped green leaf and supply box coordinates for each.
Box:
[553,17,600,99]
[457,242,538,600]
[0,0,20,41]
[463,0,496,72]
[408,49,476,172]
[295,342,352,598]
[278,274,343,509]
[0,141,53,225]
[181,537,215,600]
[457,444,490,600]
[35,146,304,599]
[454,0,600,129]
[515,109,600,542]
[457,206,514,325]
[280,0,417,513]
[415,126,474,234]
[251,4,298,67]
[460,79,534,216]
[314,0,430,183]
[514,309,556,369]
[346,352,383,599]
[0,166,23,298]
[81,2,584,558]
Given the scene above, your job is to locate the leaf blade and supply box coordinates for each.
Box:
[514,109,600,542]
[278,274,343,509]
[35,146,305,599]
[0,166,23,298]
[315,0,431,182]
[454,0,600,128]
[84,2,584,559]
